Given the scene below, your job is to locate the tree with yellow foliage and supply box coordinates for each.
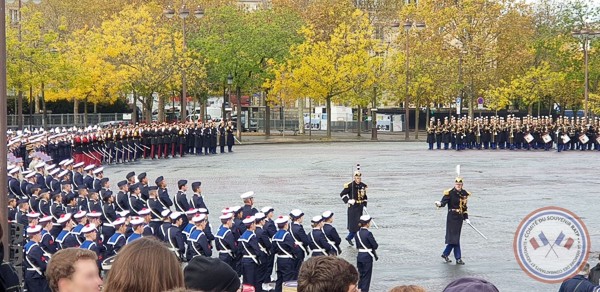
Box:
[269,9,376,138]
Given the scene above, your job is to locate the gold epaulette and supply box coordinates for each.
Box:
[443,188,451,196]
[344,182,350,188]
[466,191,472,197]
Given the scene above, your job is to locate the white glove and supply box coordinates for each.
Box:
[434,201,441,208]
[464,219,471,224]
[348,199,356,205]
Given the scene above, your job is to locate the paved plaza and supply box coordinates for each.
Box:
[104,142,600,291]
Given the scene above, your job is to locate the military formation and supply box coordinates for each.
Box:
[6,120,236,169]
[426,115,600,152]
[6,156,359,292]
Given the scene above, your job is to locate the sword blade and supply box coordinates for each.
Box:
[467,222,487,240]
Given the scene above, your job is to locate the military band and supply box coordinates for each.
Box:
[426,115,600,152]
[6,120,236,170]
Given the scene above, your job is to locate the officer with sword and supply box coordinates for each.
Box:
[340,164,374,246]
[434,165,486,265]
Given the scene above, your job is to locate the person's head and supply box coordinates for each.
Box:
[243,216,256,231]
[579,262,591,276]
[322,211,334,224]
[454,177,463,191]
[178,180,187,192]
[8,198,16,208]
[192,182,201,194]
[358,215,372,229]
[275,216,289,230]
[62,183,72,193]
[353,171,361,184]
[298,256,358,292]
[290,209,304,224]
[184,256,240,292]
[220,213,234,228]
[104,237,184,292]
[78,187,88,197]
[442,277,499,292]
[47,248,102,292]
[388,285,427,292]
[311,216,323,229]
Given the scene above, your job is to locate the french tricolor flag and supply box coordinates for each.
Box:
[554,232,575,250]
[530,231,550,250]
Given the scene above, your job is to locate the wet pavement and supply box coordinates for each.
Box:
[104,142,600,291]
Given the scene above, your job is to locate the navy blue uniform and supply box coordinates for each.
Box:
[439,187,470,261]
[308,228,334,256]
[55,230,79,249]
[271,229,299,292]
[239,230,266,291]
[186,228,212,260]
[105,232,126,258]
[165,224,186,260]
[215,225,238,270]
[241,205,258,219]
[128,194,145,215]
[256,225,272,285]
[174,190,190,212]
[323,223,342,255]
[81,240,103,269]
[289,222,310,276]
[158,187,173,209]
[115,191,128,212]
[356,228,378,292]
[83,175,94,190]
[190,193,207,211]
[40,230,57,255]
[24,241,51,292]
[558,275,600,292]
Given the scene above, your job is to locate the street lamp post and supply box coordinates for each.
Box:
[164,3,204,123]
[572,28,600,119]
[402,20,425,140]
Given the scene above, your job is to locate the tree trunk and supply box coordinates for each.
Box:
[73,98,79,125]
[414,101,420,139]
[357,105,361,137]
[265,89,270,136]
[528,104,532,116]
[41,82,46,129]
[326,95,332,138]
[84,97,88,127]
[297,98,304,134]
[158,93,165,123]
[35,93,40,114]
[144,96,153,123]
[17,90,23,129]
[93,102,97,114]
[131,91,137,124]
[236,86,242,141]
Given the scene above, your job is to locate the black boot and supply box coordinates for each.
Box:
[441,254,452,263]
[456,258,465,265]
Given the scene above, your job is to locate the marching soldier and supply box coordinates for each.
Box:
[356,215,378,292]
[321,211,342,255]
[190,181,207,211]
[104,217,127,259]
[24,225,51,292]
[240,191,258,218]
[186,213,212,261]
[289,209,309,277]
[215,212,238,270]
[271,215,299,292]
[239,215,267,291]
[339,167,368,245]
[174,180,191,213]
[308,215,334,257]
[435,176,471,265]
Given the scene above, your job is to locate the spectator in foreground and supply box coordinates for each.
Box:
[443,277,499,292]
[559,263,600,292]
[184,256,241,292]
[103,237,184,292]
[46,248,102,292]
[0,224,21,292]
[589,255,600,285]
[389,285,427,292]
[297,256,358,292]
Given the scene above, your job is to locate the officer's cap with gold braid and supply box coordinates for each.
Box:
[455,177,463,184]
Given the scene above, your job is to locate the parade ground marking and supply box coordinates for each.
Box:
[513,206,590,284]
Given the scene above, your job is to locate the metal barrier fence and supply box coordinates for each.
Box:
[7,113,126,129]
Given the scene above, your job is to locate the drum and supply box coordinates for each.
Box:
[524,133,534,143]
[283,281,298,292]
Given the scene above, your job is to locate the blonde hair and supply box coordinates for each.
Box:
[103,237,184,292]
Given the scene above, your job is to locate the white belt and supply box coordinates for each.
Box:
[243,255,256,259]
[275,254,293,258]
[309,249,325,256]
[358,248,372,252]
